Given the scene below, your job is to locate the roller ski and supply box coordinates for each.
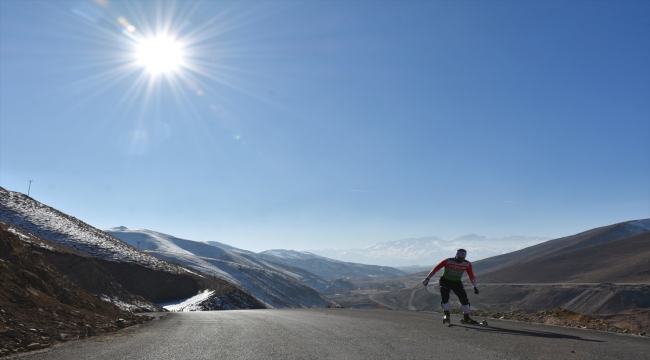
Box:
[442,310,451,325]
[459,315,488,326]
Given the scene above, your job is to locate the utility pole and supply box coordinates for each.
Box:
[136,240,147,250]
[28,180,33,196]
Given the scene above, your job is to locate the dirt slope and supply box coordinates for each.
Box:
[3,223,161,311]
[480,231,650,283]
[0,225,149,357]
[472,220,649,274]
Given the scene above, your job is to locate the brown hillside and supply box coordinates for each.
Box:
[3,223,161,311]
[480,231,650,284]
[472,221,646,274]
[0,224,149,356]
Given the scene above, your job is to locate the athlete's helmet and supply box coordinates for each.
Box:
[455,249,467,260]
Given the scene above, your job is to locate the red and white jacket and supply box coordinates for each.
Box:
[427,258,477,287]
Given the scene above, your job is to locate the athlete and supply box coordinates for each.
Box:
[422,249,480,324]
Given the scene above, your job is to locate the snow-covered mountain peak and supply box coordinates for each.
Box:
[361,236,444,251]
[310,234,552,266]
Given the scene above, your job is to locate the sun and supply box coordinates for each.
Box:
[62,0,275,121]
[136,36,184,75]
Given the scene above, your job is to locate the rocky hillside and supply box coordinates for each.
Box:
[0,187,264,310]
[0,224,149,357]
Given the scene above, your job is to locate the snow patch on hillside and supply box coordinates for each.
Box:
[160,290,216,312]
[100,296,161,312]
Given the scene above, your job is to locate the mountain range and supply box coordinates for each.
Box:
[105,227,332,308]
[309,234,550,267]
[0,186,405,311]
[0,187,262,311]
[3,183,649,355]
[106,228,407,308]
[3,184,647,318]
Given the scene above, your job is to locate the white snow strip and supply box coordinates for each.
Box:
[159,290,215,312]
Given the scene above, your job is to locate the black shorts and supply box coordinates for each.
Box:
[439,277,469,305]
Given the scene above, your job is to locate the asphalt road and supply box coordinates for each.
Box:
[16,309,650,360]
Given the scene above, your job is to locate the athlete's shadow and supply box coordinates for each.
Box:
[451,324,604,342]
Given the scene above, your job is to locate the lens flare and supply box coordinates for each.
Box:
[136,36,183,75]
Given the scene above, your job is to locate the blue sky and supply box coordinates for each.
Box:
[1,0,648,252]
